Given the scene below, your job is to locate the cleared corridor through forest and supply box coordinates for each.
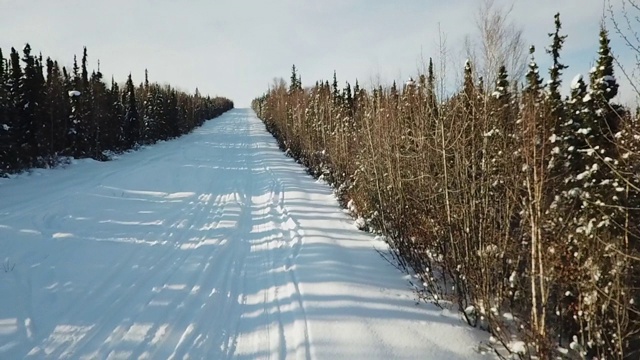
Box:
[0,109,484,359]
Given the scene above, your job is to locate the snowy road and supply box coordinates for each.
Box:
[0,109,483,359]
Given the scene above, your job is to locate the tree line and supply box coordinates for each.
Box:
[0,45,234,174]
[252,14,639,360]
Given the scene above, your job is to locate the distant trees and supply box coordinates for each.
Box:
[253,14,640,360]
[0,44,233,175]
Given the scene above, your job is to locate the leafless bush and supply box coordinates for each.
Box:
[252,11,639,360]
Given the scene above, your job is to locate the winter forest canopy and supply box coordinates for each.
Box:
[0,45,234,174]
[252,12,640,360]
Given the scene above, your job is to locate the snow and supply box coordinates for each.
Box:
[570,74,583,89]
[0,109,485,359]
[508,341,527,354]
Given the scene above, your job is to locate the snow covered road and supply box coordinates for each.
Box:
[0,109,484,359]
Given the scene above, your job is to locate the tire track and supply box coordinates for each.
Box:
[265,166,312,360]
[30,191,227,359]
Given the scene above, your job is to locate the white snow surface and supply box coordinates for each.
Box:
[0,109,484,359]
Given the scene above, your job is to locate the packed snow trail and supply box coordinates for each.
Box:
[0,109,484,359]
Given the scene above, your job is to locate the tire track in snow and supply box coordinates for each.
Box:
[76,192,230,359]
[154,194,248,360]
[27,188,227,358]
[100,193,233,359]
[265,166,312,360]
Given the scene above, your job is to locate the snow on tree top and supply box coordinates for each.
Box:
[571,74,583,89]
[68,90,81,97]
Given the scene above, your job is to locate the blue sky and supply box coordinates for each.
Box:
[1,0,636,107]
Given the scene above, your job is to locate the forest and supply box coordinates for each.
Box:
[252,11,640,360]
[0,45,234,174]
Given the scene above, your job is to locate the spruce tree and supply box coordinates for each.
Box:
[546,13,568,123]
[563,75,589,178]
[524,46,543,101]
[463,60,474,102]
[0,48,9,173]
[545,12,569,210]
[124,73,140,148]
[20,44,37,166]
[589,26,621,140]
[44,58,67,160]
[20,45,46,167]
[142,69,156,144]
[7,48,23,170]
[563,28,626,357]
[67,55,82,156]
[332,70,340,104]
[152,85,167,141]
[109,77,125,151]
[426,58,438,118]
[493,65,510,102]
[79,47,94,157]
[89,68,109,159]
[289,64,301,93]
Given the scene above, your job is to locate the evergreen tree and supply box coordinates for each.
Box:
[545,12,569,211]
[560,28,626,357]
[67,89,81,156]
[142,69,157,144]
[492,65,514,136]
[343,82,353,112]
[424,58,438,119]
[109,77,125,151]
[0,43,232,172]
[6,48,23,170]
[44,58,68,161]
[289,64,301,93]
[124,73,140,148]
[353,79,361,112]
[89,67,109,159]
[462,60,476,123]
[66,55,82,156]
[78,47,94,157]
[390,80,398,105]
[152,85,167,140]
[493,65,510,102]
[0,49,9,173]
[81,47,89,90]
[546,13,568,123]
[20,44,36,166]
[524,46,543,101]
[589,25,621,139]
[72,55,80,89]
[332,71,340,104]
[21,44,47,166]
[562,76,588,178]
[463,59,474,102]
